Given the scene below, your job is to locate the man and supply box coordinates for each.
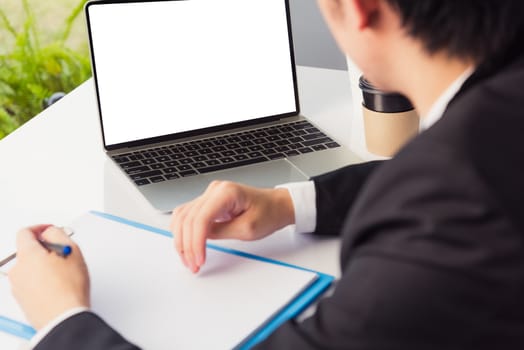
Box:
[9,0,524,348]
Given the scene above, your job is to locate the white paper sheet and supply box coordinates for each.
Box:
[1,212,318,349]
[0,332,28,350]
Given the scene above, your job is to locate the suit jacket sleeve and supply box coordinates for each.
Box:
[312,160,383,236]
[34,312,140,350]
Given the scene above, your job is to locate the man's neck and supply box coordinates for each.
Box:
[394,50,474,118]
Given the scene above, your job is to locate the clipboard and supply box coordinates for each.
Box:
[0,211,334,349]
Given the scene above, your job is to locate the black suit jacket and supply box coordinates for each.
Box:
[35,51,524,349]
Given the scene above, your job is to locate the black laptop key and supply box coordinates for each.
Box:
[184,151,199,157]
[166,161,180,167]
[240,140,254,147]
[226,136,242,143]
[276,146,290,153]
[253,131,268,138]
[213,139,228,146]
[292,123,310,130]
[262,149,277,155]
[305,127,320,134]
[206,159,220,166]
[289,137,303,143]
[292,130,307,136]
[126,165,151,175]
[180,158,193,165]
[150,176,166,183]
[326,142,341,148]
[177,165,192,171]
[248,151,263,158]
[197,157,268,174]
[240,134,255,141]
[134,179,151,186]
[222,151,236,157]
[113,156,129,164]
[302,137,332,147]
[234,154,249,161]
[269,153,286,160]
[130,170,162,181]
[150,163,165,170]
[180,170,198,177]
[212,146,226,152]
[198,148,213,155]
[208,153,221,159]
[276,139,290,146]
[128,155,142,161]
[220,157,235,163]
[165,174,180,181]
[157,150,171,156]
[194,155,208,162]
[263,142,277,149]
[120,161,142,170]
[298,147,314,154]
[163,167,178,174]
[253,138,266,145]
[312,144,327,151]
[193,162,207,169]
[285,150,300,157]
[302,133,326,141]
[185,144,200,151]
[235,148,250,154]
[142,158,157,165]
[226,143,241,150]
[156,156,170,162]
[249,145,263,152]
[170,154,184,160]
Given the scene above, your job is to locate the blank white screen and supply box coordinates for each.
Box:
[87,0,297,147]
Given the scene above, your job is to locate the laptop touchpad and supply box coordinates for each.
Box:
[207,159,308,188]
[140,159,308,212]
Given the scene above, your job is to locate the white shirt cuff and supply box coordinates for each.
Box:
[30,307,90,348]
[276,181,317,234]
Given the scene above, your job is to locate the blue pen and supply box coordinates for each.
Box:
[38,240,72,257]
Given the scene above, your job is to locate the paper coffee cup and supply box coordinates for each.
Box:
[359,77,419,157]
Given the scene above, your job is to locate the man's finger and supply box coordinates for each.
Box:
[40,226,74,245]
[16,228,45,256]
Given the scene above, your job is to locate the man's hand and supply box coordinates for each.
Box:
[8,226,90,330]
[170,181,295,273]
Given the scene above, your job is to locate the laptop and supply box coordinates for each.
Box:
[85,0,361,212]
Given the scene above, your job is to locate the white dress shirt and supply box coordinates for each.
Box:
[30,68,473,348]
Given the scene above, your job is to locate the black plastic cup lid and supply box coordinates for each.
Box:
[359,76,414,113]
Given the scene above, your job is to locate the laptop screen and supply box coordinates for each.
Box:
[86,0,298,149]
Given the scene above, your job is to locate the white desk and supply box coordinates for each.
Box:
[0,66,377,347]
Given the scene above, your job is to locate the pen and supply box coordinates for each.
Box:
[38,240,72,257]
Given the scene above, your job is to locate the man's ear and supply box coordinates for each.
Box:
[344,0,381,30]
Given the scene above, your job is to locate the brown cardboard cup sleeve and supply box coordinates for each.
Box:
[359,77,419,157]
[363,108,419,157]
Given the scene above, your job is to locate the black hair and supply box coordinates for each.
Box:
[385,0,524,64]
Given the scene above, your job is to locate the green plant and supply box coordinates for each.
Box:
[0,0,91,139]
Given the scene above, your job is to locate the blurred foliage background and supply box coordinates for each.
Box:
[0,0,91,140]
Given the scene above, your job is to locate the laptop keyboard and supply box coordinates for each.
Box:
[112,120,341,186]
